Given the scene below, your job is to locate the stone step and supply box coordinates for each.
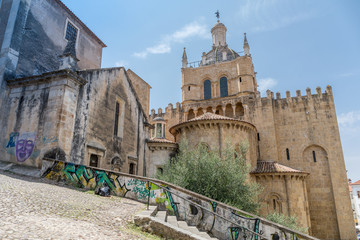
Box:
[151,211,218,239]
[167,215,178,226]
[155,210,166,221]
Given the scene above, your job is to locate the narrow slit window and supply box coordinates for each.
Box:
[114,102,120,136]
[312,151,316,162]
[286,148,290,160]
[257,133,260,141]
[188,86,191,91]
[273,199,276,210]
[239,77,242,83]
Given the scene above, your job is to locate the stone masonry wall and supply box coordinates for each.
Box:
[73,67,148,175]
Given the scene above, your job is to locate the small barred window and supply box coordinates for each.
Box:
[65,21,78,42]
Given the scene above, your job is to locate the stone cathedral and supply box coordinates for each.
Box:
[0,0,355,239]
[147,20,354,239]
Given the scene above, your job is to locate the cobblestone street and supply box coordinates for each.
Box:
[0,170,157,239]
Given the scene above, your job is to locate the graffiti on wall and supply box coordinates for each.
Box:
[6,132,37,162]
[5,132,57,162]
[227,211,262,240]
[44,161,130,196]
[41,160,310,240]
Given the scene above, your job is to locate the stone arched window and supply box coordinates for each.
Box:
[204,80,211,100]
[220,77,228,97]
[268,193,282,214]
[188,109,195,120]
[225,103,233,117]
[235,102,244,117]
[215,105,223,115]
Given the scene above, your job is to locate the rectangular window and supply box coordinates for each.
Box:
[114,102,120,136]
[156,123,162,138]
[358,191,360,198]
[257,133,260,141]
[312,151,317,162]
[65,21,78,42]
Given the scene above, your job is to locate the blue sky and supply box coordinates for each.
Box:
[62,0,360,181]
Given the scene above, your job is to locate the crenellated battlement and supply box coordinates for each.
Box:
[150,102,182,120]
[257,85,333,104]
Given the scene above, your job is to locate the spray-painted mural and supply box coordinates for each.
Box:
[6,132,37,162]
[41,159,316,240]
[5,132,58,162]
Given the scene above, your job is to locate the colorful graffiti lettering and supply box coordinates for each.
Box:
[43,161,129,197]
[127,179,155,200]
[229,211,261,240]
[6,132,19,148]
[230,227,240,240]
[42,136,58,145]
[210,201,218,231]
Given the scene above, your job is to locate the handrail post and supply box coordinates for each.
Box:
[147,181,151,210]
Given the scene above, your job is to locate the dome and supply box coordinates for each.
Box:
[153,116,165,122]
[201,46,239,66]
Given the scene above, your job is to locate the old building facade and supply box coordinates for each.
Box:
[148,20,355,239]
[0,0,151,175]
[0,1,355,239]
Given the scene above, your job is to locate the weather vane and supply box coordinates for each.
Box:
[215,10,220,20]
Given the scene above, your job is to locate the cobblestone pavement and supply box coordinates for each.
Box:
[0,170,157,240]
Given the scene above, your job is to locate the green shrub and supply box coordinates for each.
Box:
[266,212,308,233]
[156,140,261,214]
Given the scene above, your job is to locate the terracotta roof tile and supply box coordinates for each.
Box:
[352,180,360,185]
[187,112,236,122]
[251,161,308,174]
[147,138,176,144]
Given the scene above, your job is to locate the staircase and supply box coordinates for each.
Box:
[134,206,218,240]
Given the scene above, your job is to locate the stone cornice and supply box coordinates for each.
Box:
[6,69,87,88]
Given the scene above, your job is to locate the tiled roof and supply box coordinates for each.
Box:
[169,112,256,134]
[352,180,360,185]
[147,138,176,144]
[251,161,308,174]
[188,112,236,122]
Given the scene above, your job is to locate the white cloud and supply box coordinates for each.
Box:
[115,60,129,68]
[338,111,360,127]
[237,0,315,32]
[133,21,209,59]
[258,78,278,94]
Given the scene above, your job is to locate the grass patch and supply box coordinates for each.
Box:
[122,222,164,240]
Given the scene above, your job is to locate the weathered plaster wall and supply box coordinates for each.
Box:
[0,0,104,85]
[147,142,177,177]
[15,0,103,77]
[126,69,151,115]
[0,70,83,167]
[73,67,148,175]
[42,158,318,240]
